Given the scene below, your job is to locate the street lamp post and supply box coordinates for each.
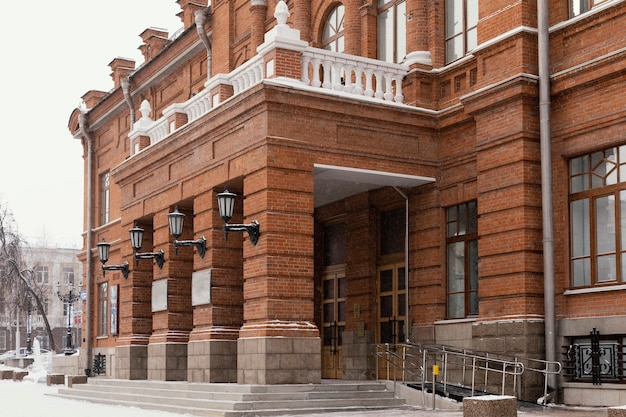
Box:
[26,306,32,354]
[56,283,80,355]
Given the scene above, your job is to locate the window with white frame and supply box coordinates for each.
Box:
[322,4,345,52]
[377,0,407,63]
[63,267,74,286]
[100,171,110,226]
[35,265,49,284]
[445,0,478,64]
[446,201,478,319]
[98,282,108,337]
[570,0,609,17]
[569,146,626,287]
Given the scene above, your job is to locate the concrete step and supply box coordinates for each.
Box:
[50,379,407,416]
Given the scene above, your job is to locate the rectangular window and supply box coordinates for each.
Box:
[377,0,407,63]
[446,201,478,319]
[0,331,6,350]
[63,267,74,286]
[98,282,108,337]
[569,146,626,287]
[100,171,110,226]
[445,0,478,64]
[35,266,49,284]
[570,0,609,17]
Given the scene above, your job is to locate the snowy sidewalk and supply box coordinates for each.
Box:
[0,379,609,417]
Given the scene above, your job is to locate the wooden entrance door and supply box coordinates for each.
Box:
[377,263,406,379]
[321,267,345,379]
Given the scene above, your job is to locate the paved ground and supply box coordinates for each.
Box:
[281,404,609,417]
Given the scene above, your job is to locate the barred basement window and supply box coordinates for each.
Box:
[563,329,626,383]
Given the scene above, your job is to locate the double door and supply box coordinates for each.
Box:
[321,266,345,379]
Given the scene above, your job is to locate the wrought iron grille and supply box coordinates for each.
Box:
[563,328,625,384]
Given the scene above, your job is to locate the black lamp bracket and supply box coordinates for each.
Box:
[134,249,165,269]
[223,220,260,245]
[102,262,130,279]
[173,236,207,258]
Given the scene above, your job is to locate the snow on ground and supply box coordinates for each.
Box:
[0,370,185,417]
[0,364,609,417]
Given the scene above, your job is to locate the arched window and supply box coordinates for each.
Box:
[377,0,406,63]
[322,4,345,52]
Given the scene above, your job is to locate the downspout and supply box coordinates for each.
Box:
[121,77,135,128]
[394,187,410,343]
[78,107,94,375]
[538,0,558,397]
[195,7,212,79]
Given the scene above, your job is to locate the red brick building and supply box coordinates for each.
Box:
[68,0,626,406]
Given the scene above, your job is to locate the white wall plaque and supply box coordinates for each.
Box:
[192,269,212,306]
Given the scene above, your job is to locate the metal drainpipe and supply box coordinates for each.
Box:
[121,77,135,128]
[394,187,410,343]
[538,0,558,396]
[195,8,212,79]
[78,110,94,375]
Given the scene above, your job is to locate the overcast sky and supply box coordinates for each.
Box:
[0,1,183,249]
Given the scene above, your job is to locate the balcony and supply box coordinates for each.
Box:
[129,0,409,155]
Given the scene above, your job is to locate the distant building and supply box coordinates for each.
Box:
[0,246,82,354]
[67,0,626,407]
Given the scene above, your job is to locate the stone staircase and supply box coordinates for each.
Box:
[50,379,408,416]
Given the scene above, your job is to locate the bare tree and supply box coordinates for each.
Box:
[0,202,56,351]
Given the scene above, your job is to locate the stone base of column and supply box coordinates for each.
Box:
[188,339,238,382]
[148,341,188,381]
[237,336,321,384]
[115,339,149,380]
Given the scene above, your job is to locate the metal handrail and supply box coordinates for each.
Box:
[375,342,560,403]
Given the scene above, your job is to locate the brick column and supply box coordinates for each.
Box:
[344,0,361,56]
[115,219,152,380]
[250,0,268,52]
[147,211,193,381]
[237,167,320,384]
[187,191,243,382]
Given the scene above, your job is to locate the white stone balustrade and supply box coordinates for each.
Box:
[301,48,407,103]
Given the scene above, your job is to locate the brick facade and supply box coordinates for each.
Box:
[68,0,626,405]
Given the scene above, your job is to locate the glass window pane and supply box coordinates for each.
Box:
[467,0,479,26]
[572,258,590,287]
[338,301,346,322]
[446,36,463,63]
[378,9,393,62]
[570,155,588,176]
[597,254,616,282]
[380,295,393,318]
[324,326,333,346]
[571,175,587,193]
[622,252,626,282]
[571,199,590,258]
[323,279,334,299]
[469,240,478,290]
[397,267,406,290]
[469,291,479,315]
[621,191,626,251]
[446,0,463,37]
[338,277,346,298]
[396,1,407,62]
[595,195,616,254]
[324,303,334,323]
[448,242,465,292]
[468,201,477,233]
[448,293,464,319]
[467,27,477,52]
[458,203,467,235]
[380,269,393,292]
[398,293,406,316]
